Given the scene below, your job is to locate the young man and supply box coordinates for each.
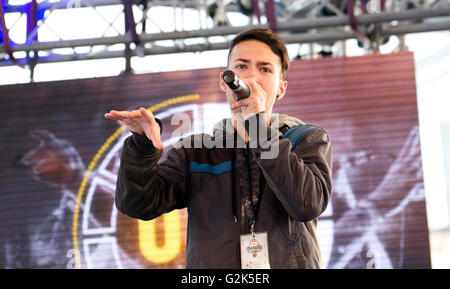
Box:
[105,28,332,269]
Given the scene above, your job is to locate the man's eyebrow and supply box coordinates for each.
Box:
[233,59,274,66]
[258,61,274,66]
[234,58,250,63]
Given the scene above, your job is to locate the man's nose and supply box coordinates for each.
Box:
[242,66,257,79]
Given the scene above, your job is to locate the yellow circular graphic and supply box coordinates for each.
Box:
[72,94,200,268]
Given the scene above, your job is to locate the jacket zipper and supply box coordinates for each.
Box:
[235,166,241,269]
[235,211,241,268]
[231,146,241,268]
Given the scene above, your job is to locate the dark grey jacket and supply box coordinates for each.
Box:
[115,112,332,268]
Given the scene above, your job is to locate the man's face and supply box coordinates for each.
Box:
[220,40,287,116]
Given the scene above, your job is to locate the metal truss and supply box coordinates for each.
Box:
[1,0,450,76]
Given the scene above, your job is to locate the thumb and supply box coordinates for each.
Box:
[142,125,164,150]
[139,107,164,150]
[149,131,164,150]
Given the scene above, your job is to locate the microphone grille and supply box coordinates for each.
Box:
[223,70,235,83]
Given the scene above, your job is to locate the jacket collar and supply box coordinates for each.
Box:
[212,113,305,140]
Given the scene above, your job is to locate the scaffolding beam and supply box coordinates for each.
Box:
[2,20,450,67]
[2,6,450,54]
[1,1,450,68]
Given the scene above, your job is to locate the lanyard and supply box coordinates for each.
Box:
[231,144,265,235]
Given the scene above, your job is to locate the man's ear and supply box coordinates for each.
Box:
[276,79,288,100]
[219,72,227,92]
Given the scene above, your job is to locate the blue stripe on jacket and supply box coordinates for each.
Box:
[188,125,321,173]
[189,161,233,174]
[282,125,321,151]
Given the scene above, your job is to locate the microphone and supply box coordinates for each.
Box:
[222,70,250,101]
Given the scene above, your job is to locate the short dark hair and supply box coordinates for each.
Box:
[228,28,290,79]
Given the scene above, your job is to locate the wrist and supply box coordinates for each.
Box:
[130,131,159,155]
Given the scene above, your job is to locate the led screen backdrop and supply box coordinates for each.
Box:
[0,51,430,268]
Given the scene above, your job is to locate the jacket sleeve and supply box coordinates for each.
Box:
[248,113,332,222]
[115,131,189,221]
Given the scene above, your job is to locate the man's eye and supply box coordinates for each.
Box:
[236,64,246,69]
[261,67,272,73]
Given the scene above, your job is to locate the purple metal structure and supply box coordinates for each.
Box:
[1,0,450,81]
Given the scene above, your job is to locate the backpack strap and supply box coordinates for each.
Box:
[282,125,322,151]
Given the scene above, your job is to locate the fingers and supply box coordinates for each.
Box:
[104,110,124,120]
[105,108,160,129]
[139,108,163,150]
[230,98,248,110]
[104,109,144,120]
[139,107,156,124]
[230,93,265,116]
[231,78,265,106]
[147,131,164,150]
[104,107,163,149]
[105,110,127,120]
[246,78,265,97]
[246,78,262,91]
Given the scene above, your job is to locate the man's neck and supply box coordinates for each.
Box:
[231,112,271,143]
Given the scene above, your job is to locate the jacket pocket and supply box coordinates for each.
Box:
[290,217,314,257]
[288,216,307,257]
[299,229,312,258]
[288,217,321,268]
[288,237,311,268]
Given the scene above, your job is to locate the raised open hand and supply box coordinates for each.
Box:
[104,107,164,150]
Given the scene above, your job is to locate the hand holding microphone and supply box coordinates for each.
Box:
[223,70,267,121]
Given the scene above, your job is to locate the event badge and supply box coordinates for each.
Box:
[240,232,270,269]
